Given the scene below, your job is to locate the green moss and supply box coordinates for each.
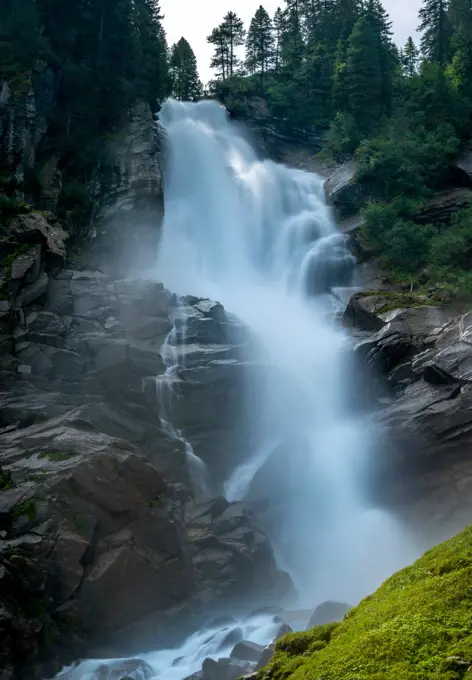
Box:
[38,451,75,462]
[358,290,441,315]
[0,467,14,491]
[261,525,472,680]
[73,514,87,534]
[149,498,163,510]
[12,499,37,522]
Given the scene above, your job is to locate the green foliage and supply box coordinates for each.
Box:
[246,5,274,85]
[12,499,37,522]
[170,37,202,101]
[207,11,245,80]
[260,525,472,679]
[418,0,451,65]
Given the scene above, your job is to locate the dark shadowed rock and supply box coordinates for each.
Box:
[307,601,351,629]
[230,641,265,662]
[9,212,68,266]
[324,162,367,218]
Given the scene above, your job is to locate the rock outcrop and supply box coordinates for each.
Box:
[90,102,163,275]
[345,290,472,542]
[0,266,291,678]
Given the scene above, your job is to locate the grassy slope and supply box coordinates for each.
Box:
[263,526,472,680]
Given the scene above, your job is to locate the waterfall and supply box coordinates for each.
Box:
[156,304,212,501]
[156,98,415,605]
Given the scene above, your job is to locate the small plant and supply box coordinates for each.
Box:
[12,499,37,522]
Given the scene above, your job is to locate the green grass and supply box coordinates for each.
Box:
[262,525,472,680]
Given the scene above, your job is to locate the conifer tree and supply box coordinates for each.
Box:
[418,0,451,64]
[273,7,285,72]
[363,0,396,114]
[222,11,246,77]
[246,5,274,83]
[281,0,304,73]
[344,15,383,133]
[449,0,472,93]
[170,37,202,100]
[207,26,229,80]
[402,36,419,76]
[208,11,245,79]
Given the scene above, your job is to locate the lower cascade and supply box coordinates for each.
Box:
[57,99,418,679]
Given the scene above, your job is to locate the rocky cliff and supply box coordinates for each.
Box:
[0,259,291,679]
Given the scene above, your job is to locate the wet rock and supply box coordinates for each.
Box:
[256,644,276,670]
[16,271,49,307]
[9,212,68,266]
[203,657,253,680]
[324,161,367,217]
[343,292,387,332]
[230,641,265,662]
[218,627,244,650]
[11,246,41,284]
[90,659,155,680]
[307,601,351,629]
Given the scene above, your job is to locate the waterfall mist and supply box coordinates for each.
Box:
[155,98,417,607]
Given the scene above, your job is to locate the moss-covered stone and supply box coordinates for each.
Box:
[262,525,472,680]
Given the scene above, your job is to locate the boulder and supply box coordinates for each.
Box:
[10,246,41,284]
[343,292,388,332]
[8,212,68,266]
[307,601,351,629]
[203,657,253,680]
[324,161,367,218]
[230,641,265,663]
[16,271,49,307]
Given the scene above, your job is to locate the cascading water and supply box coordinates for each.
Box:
[156,305,212,501]
[55,98,419,680]
[156,98,416,605]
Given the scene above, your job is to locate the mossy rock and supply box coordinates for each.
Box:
[261,525,472,679]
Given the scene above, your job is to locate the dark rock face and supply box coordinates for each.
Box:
[347,294,472,541]
[0,268,290,678]
[415,187,472,225]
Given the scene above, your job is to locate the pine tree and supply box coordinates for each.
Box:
[246,5,274,84]
[222,11,246,77]
[207,26,229,80]
[170,37,202,100]
[281,0,304,73]
[273,7,285,72]
[363,0,396,114]
[418,0,451,64]
[344,15,383,133]
[449,0,472,93]
[208,11,245,79]
[402,36,419,76]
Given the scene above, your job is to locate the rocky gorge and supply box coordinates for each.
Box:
[2,87,472,680]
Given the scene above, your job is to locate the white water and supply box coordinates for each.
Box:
[156,98,417,604]
[156,305,212,501]
[57,613,286,680]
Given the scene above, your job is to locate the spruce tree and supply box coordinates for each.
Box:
[246,5,274,83]
[344,15,383,133]
[273,7,285,72]
[418,0,451,64]
[402,36,419,76]
[282,0,304,73]
[170,37,202,100]
[449,0,472,93]
[222,11,246,77]
[363,0,396,114]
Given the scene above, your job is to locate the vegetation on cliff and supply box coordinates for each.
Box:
[0,0,203,240]
[207,0,472,296]
[263,524,472,679]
